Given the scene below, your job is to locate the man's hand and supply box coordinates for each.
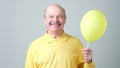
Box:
[82,48,93,63]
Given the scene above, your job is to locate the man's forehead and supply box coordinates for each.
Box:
[47,6,62,11]
[46,6,64,15]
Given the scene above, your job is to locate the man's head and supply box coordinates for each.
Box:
[44,4,66,18]
[43,4,66,32]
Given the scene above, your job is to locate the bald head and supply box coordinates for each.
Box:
[44,4,66,18]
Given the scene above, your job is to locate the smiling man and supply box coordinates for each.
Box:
[43,4,66,39]
[25,4,95,68]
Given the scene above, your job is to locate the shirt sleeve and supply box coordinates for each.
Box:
[83,61,95,68]
[25,43,37,68]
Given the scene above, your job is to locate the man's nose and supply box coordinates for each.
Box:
[53,16,58,22]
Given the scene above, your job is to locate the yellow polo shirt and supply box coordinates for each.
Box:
[25,32,95,68]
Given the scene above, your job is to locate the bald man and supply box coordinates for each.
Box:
[25,4,95,68]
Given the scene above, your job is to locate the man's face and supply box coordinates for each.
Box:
[44,6,66,32]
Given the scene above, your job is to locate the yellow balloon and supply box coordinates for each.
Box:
[80,10,107,43]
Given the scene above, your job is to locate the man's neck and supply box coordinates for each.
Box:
[47,30,64,39]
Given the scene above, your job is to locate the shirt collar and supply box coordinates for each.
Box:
[44,32,68,43]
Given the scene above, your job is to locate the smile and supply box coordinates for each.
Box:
[49,22,61,26]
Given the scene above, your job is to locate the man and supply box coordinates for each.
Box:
[25,4,95,68]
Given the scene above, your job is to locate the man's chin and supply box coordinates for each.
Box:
[49,28,61,32]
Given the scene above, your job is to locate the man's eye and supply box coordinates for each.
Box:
[58,16,63,18]
[58,15,65,18]
[48,16,54,18]
[47,15,64,18]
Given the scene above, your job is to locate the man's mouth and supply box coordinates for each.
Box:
[49,22,61,26]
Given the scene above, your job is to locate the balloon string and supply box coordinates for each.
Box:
[87,42,89,48]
